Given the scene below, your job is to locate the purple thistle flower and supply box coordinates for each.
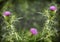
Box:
[3,11,11,16]
[30,28,38,35]
[49,6,57,11]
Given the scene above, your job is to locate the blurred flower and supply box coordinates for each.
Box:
[49,6,57,11]
[30,28,38,35]
[3,11,11,16]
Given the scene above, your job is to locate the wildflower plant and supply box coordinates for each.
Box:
[40,5,58,42]
[1,11,22,42]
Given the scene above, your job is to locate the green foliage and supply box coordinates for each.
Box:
[0,0,60,42]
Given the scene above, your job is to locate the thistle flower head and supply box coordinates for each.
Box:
[3,11,11,16]
[49,6,57,11]
[30,28,38,35]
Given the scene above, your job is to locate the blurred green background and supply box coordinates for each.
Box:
[0,0,60,42]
